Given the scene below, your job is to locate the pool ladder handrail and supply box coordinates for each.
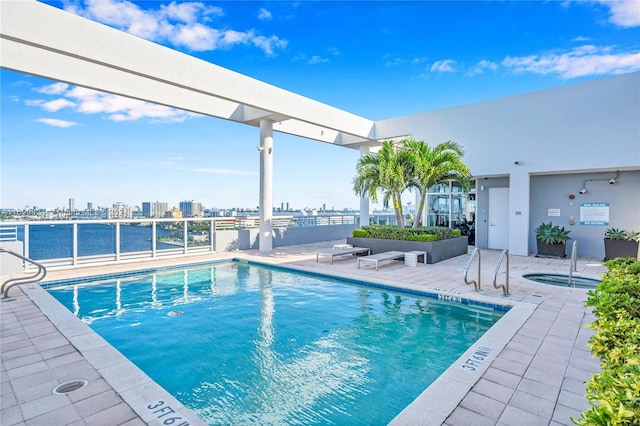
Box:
[463,247,481,291]
[492,249,510,296]
[1,248,47,301]
[568,240,578,287]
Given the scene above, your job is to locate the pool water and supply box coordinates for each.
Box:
[523,273,601,288]
[47,261,505,425]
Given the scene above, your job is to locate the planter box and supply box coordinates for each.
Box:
[604,239,640,261]
[346,236,468,264]
[536,240,567,258]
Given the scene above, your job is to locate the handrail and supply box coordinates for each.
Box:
[0,248,47,300]
[492,249,510,296]
[568,240,578,287]
[463,247,481,291]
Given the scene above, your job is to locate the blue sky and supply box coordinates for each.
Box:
[2,0,639,211]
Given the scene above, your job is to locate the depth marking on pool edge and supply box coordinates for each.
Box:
[146,400,191,425]
[461,346,493,371]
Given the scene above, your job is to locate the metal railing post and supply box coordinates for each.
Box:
[493,250,510,296]
[152,221,157,258]
[72,223,78,266]
[115,222,121,262]
[463,247,482,291]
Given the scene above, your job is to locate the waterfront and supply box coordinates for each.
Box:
[17,223,178,260]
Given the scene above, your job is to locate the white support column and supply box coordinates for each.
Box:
[359,146,370,227]
[259,119,274,253]
[509,168,531,256]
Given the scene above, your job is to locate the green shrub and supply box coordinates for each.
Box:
[573,258,640,425]
[416,234,438,242]
[352,228,370,238]
[357,224,459,241]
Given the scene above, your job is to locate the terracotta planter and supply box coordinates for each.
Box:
[604,239,640,261]
[536,240,567,258]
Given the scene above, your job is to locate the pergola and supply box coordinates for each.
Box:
[1,0,404,251]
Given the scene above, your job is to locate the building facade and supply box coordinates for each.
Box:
[142,201,168,218]
[375,72,640,259]
[179,201,203,218]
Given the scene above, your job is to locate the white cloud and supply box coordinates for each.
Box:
[36,82,69,95]
[36,118,78,128]
[41,98,77,112]
[466,60,499,77]
[327,47,341,56]
[171,23,218,50]
[308,55,329,64]
[27,84,197,123]
[251,35,288,56]
[571,36,592,42]
[258,8,272,21]
[594,0,640,28]
[161,2,223,24]
[430,59,457,73]
[64,0,286,55]
[502,45,640,79]
[383,55,429,67]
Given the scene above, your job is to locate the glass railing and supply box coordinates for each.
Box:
[0,214,362,268]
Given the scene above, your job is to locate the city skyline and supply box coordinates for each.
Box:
[2,0,639,210]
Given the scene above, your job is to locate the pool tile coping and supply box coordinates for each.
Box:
[21,283,208,426]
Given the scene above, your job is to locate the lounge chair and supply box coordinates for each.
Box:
[357,251,406,270]
[316,246,371,264]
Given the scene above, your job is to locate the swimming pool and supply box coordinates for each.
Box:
[45,260,506,425]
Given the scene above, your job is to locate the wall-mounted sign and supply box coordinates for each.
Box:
[547,208,560,217]
[580,202,609,225]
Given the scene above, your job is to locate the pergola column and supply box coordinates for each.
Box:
[359,146,370,227]
[259,119,274,253]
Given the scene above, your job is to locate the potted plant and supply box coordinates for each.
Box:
[604,228,640,261]
[535,222,571,258]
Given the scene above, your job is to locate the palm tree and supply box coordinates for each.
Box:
[353,140,412,228]
[402,138,471,228]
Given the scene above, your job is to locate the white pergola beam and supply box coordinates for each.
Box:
[0,0,377,146]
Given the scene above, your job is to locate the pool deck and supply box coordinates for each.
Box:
[1,242,606,425]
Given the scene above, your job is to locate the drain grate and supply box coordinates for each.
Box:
[52,379,88,395]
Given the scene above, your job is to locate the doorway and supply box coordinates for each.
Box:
[488,187,509,250]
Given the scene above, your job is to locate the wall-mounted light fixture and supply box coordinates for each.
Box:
[256,146,263,152]
[579,171,619,194]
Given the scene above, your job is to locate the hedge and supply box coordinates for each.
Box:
[573,258,640,425]
[351,224,461,241]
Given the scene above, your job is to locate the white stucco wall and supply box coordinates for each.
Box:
[374,72,640,177]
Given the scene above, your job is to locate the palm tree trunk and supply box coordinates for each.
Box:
[413,190,427,228]
[393,193,405,228]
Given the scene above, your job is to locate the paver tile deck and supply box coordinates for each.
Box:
[1,242,606,425]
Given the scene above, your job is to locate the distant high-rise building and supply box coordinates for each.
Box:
[142,201,168,218]
[68,198,75,211]
[179,200,203,218]
[106,202,132,219]
[87,202,93,211]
